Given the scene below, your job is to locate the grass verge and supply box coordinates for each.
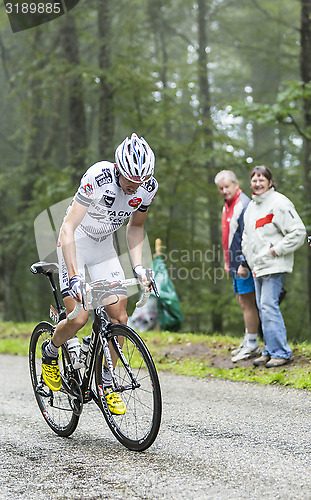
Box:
[1,322,311,391]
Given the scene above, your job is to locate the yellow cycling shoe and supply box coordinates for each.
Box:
[41,341,61,391]
[104,387,127,415]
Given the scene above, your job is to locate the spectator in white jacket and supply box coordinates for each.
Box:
[237,165,306,368]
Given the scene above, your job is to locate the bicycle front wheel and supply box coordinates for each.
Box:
[95,324,162,451]
[29,322,80,437]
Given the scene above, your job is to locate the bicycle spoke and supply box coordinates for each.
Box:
[95,324,161,451]
[29,322,80,437]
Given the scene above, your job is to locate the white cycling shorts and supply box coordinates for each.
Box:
[57,228,125,298]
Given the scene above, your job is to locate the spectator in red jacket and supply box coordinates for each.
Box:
[215,170,260,362]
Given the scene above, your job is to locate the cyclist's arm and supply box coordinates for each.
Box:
[59,200,88,279]
[126,209,148,269]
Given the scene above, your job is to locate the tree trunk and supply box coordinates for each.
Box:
[98,0,114,158]
[61,13,87,187]
[197,0,222,332]
[300,0,311,321]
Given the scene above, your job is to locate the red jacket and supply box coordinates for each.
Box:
[222,188,250,272]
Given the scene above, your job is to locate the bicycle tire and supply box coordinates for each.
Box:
[95,324,162,451]
[29,321,80,437]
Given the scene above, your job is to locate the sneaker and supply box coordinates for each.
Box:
[41,340,61,391]
[266,357,291,368]
[104,387,127,415]
[231,339,246,357]
[231,344,260,363]
[253,354,270,366]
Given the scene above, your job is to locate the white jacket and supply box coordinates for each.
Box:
[242,188,306,277]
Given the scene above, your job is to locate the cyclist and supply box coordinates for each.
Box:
[41,133,158,414]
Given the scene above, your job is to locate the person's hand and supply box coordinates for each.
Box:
[237,264,249,278]
[269,247,277,257]
[68,275,83,302]
[133,265,154,291]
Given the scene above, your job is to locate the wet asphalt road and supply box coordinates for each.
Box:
[1,354,311,499]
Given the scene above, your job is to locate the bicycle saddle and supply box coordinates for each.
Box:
[30,261,59,275]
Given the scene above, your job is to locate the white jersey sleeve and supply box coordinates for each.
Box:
[75,162,113,207]
[137,177,158,212]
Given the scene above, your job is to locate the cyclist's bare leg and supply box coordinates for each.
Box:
[105,295,127,367]
[52,296,89,348]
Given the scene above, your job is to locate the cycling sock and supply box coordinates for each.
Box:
[103,365,113,387]
[44,339,59,358]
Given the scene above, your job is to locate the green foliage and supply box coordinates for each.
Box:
[0,0,310,339]
[2,323,311,391]
[232,81,311,134]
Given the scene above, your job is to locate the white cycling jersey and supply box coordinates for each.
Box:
[73,161,158,242]
[58,161,158,298]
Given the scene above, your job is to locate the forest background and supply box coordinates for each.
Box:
[1,0,311,343]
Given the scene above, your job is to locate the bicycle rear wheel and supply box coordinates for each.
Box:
[95,324,162,451]
[29,321,80,437]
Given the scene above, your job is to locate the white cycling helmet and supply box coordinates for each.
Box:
[115,133,155,183]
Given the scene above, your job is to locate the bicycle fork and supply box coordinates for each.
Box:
[102,337,119,390]
[102,335,140,392]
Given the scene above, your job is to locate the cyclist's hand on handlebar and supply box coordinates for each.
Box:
[68,275,83,302]
[133,265,154,291]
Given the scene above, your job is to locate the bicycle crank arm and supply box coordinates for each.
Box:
[35,382,51,397]
[61,376,83,400]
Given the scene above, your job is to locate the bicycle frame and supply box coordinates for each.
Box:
[76,308,111,406]
[76,306,140,403]
[42,269,140,409]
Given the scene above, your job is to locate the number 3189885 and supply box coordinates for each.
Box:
[5,3,62,14]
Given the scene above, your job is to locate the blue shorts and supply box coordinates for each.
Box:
[231,269,255,295]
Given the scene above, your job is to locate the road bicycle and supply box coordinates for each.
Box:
[28,261,162,451]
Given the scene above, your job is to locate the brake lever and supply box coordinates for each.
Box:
[81,282,88,311]
[144,269,159,298]
[150,278,160,298]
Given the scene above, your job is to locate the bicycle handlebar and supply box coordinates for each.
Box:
[67,277,159,320]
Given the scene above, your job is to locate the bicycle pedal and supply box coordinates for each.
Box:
[35,383,51,397]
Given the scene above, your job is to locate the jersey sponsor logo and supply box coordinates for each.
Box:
[100,195,115,208]
[88,210,131,221]
[95,168,113,187]
[84,183,93,196]
[142,178,156,193]
[128,197,142,208]
[88,212,109,222]
[255,213,274,229]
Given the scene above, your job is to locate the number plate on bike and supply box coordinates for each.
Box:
[49,305,59,324]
